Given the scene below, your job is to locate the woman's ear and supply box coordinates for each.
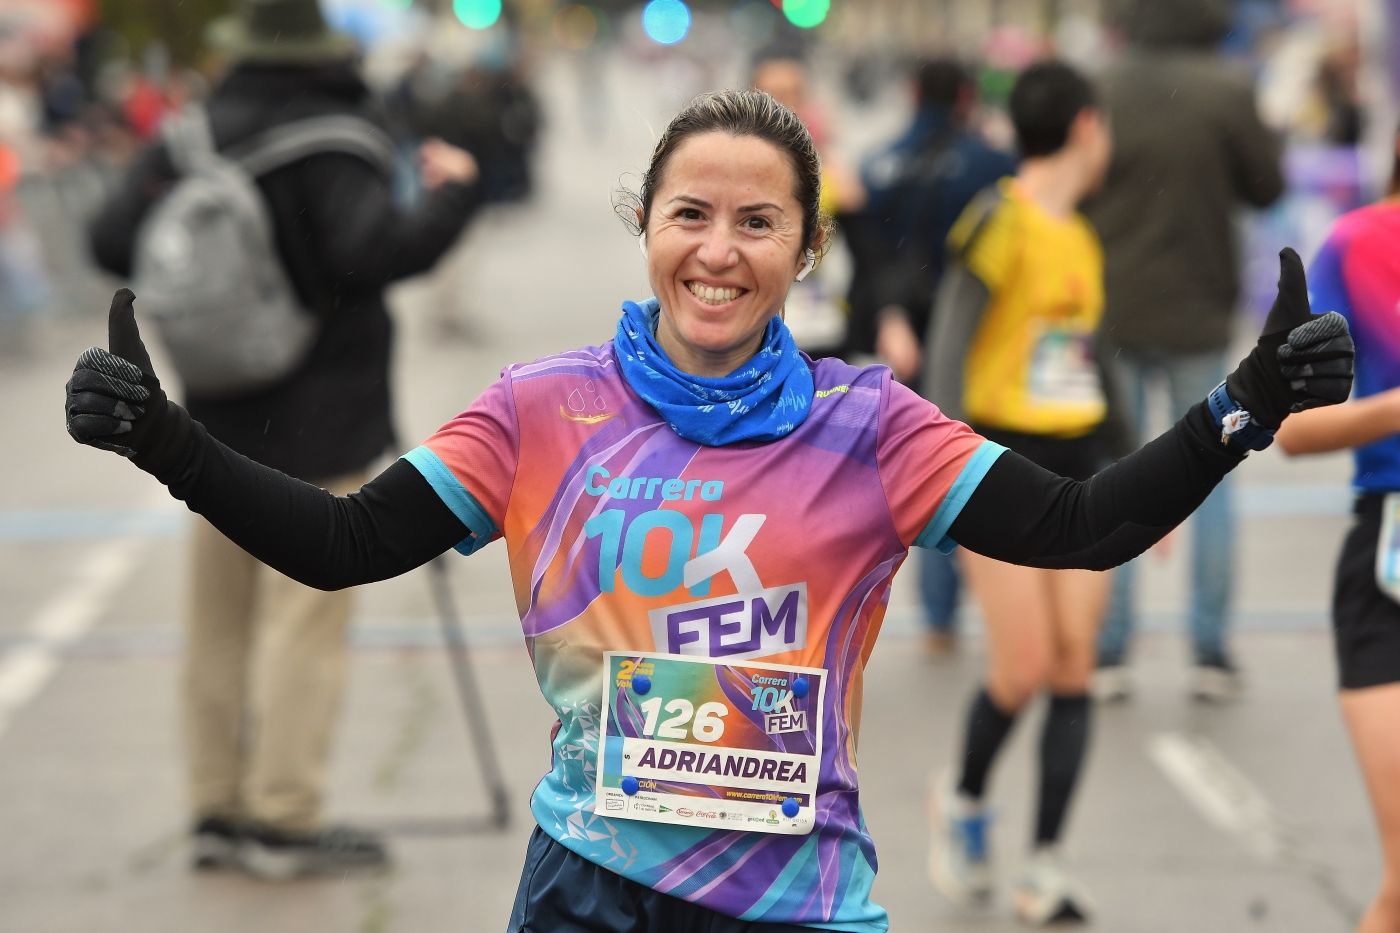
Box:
[795,248,816,282]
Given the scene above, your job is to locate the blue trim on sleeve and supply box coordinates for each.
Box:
[402,446,498,556]
[914,440,1007,554]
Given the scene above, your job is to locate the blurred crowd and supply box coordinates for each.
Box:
[0,0,1384,335]
[0,5,545,335]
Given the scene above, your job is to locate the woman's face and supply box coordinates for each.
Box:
[644,131,808,377]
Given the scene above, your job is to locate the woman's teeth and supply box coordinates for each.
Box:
[687,282,742,305]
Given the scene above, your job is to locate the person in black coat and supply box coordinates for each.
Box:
[87,0,480,879]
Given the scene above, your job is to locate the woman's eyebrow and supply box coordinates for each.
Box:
[666,195,785,213]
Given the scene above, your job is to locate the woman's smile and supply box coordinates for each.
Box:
[684,280,748,306]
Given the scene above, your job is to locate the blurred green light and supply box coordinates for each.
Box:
[781,0,829,28]
[453,0,502,29]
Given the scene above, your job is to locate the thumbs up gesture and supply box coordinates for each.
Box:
[1223,248,1354,431]
[66,289,168,459]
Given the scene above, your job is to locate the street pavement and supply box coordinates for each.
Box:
[0,52,1381,932]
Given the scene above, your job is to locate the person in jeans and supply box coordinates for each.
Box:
[846,57,1016,654]
[87,0,480,878]
[1084,0,1284,702]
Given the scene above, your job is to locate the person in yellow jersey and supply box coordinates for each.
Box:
[923,61,1113,925]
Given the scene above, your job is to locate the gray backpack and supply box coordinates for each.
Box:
[133,106,394,398]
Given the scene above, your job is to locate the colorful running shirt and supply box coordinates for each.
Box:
[948,177,1106,438]
[1309,202,1400,492]
[404,334,1004,931]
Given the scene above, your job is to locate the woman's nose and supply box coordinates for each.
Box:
[696,227,739,269]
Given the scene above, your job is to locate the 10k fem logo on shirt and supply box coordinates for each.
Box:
[583,464,808,658]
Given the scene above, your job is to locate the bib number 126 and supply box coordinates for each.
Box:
[638,697,728,743]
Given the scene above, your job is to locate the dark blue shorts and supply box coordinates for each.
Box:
[508,825,825,932]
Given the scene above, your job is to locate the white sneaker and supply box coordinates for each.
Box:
[1013,848,1094,925]
[1090,664,1133,703]
[1190,662,1244,703]
[927,772,994,908]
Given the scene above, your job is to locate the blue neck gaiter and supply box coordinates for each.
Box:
[613,298,813,447]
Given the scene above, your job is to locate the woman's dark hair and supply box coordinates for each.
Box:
[1009,60,1097,158]
[617,88,830,254]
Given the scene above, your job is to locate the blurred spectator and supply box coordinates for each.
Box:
[0,139,50,329]
[750,48,861,358]
[87,0,481,879]
[1087,0,1284,703]
[384,46,541,340]
[121,70,172,140]
[409,58,540,206]
[38,53,87,138]
[1313,40,1363,146]
[844,56,1015,653]
[0,51,51,330]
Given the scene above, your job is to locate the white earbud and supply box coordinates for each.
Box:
[795,248,816,282]
[639,235,648,260]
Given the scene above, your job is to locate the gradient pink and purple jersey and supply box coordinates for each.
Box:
[1309,203,1400,492]
[404,339,1004,930]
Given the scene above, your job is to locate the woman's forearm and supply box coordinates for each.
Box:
[1274,388,1400,455]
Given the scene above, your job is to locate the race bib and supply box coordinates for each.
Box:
[1027,321,1104,408]
[594,652,825,835]
[1374,493,1400,603]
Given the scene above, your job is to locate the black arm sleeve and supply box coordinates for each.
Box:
[947,401,1243,570]
[154,418,472,589]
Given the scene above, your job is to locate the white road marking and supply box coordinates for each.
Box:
[0,537,149,740]
[1147,731,1288,860]
[1148,730,1364,922]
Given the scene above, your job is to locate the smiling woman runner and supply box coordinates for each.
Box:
[64,88,1352,933]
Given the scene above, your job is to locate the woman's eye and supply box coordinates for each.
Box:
[744,216,771,230]
[678,208,703,221]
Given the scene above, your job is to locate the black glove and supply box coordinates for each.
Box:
[1224,247,1354,431]
[66,289,191,475]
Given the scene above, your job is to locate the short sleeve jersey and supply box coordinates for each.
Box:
[405,340,1004,930]
[950,178,1106,438]
[1308,202,1400,492]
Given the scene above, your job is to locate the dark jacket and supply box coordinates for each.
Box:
[843,108,1015,358]
[90,63,478,479]
[1085,0,1283,354]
